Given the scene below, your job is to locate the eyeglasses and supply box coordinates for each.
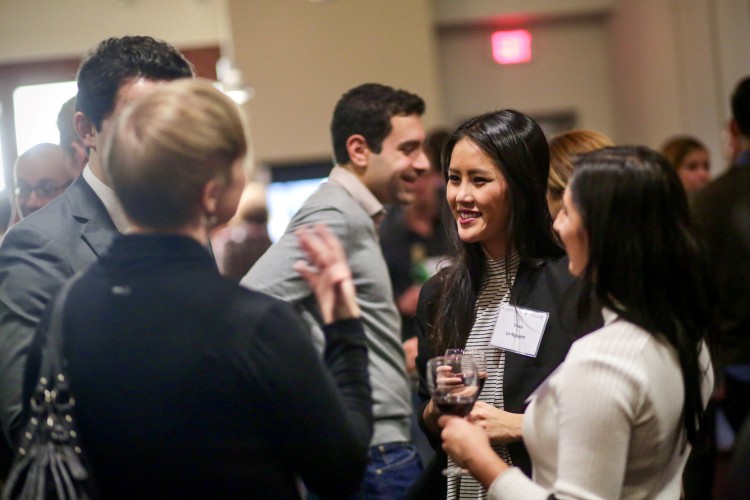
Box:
[14,181,71,201]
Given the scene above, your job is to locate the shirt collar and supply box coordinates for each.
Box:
[601,307,619,326]
[328,165,385,221]
[82,165,129,233]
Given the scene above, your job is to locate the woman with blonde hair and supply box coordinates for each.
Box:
[547,129,613,218]
[22,79,372,498]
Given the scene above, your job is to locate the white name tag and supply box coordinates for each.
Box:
[490,304,549,357]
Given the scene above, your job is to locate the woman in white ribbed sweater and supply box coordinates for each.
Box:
[440,146,716,499]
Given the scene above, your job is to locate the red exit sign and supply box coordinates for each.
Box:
[492,29,532,65]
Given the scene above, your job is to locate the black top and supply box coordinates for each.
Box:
[691,159,750,368]
[24,234,372,499]
[410,256,600,497]
[380,206,450,341]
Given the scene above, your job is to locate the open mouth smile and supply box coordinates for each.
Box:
[457,210,480,224]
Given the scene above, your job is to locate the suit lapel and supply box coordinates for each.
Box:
[67,176,118,258]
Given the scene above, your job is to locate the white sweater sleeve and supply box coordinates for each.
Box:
[488,468,550,500]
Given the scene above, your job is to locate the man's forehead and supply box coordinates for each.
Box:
[387,114,425,141]
[16,155,69,181]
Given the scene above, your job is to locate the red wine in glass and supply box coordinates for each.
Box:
[427,355,481,477]
[434,396,476,417]
[445,348,488,394]
[478,371,488,392]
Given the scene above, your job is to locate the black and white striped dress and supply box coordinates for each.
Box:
[447,252,520,500]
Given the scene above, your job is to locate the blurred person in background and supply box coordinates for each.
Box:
[12,143,72,219]
[661,134,715,499]
[692,76,750,459]
[57,96,89,178]
[661,135,711,194]
[211,181,273,281]
[546,129,613,218]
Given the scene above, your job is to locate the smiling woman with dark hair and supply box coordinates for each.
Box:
[439,146,716,499]
[414,109,598,499]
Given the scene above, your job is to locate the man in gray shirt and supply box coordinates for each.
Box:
[243,83,429,498]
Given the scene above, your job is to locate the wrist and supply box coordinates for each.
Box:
[465,446,509,489]
[510,412,523,440]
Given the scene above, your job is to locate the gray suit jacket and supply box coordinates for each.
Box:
[0,175,117,445]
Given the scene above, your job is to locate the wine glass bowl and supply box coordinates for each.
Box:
[445,348,488,393]
[427,355,480,417]
[428,354,481,477]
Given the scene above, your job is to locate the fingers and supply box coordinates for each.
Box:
[293,260,316,281]
[295,224,351,279]
[438,415,460,428]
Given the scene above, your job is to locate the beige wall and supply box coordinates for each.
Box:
[0,0,220,63]
[608,0,750,176]
[437,16,617,137]
[2,0,748,174]
[434,0,616,25]
[715,0,750,103]
[227,0,444,164]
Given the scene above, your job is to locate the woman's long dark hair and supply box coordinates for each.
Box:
[431,110,563,353]
[570,146,717,447]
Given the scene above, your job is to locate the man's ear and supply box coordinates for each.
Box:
[346,134,370,175]
[74,112,97,150]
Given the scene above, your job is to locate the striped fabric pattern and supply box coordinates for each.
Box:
[447,252,520,499]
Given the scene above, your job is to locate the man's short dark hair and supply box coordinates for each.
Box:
[76,36,195,130]
[731,75,750,136]
[330,83,425,165]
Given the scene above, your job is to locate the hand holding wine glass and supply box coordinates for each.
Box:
[445,348,487,393]
[427,354,480,476]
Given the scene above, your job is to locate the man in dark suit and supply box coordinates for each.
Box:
[692,75,750,434]
[0,36,194,455]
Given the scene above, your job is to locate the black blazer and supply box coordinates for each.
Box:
[410,256,600,497]
[691,163,750,368]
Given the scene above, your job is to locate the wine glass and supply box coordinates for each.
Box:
[427,354,480,477]
[445,348,487,394]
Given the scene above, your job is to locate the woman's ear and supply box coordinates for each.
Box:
[345,134,370,176]
[74,112,97,150]
[201,178,221,217]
